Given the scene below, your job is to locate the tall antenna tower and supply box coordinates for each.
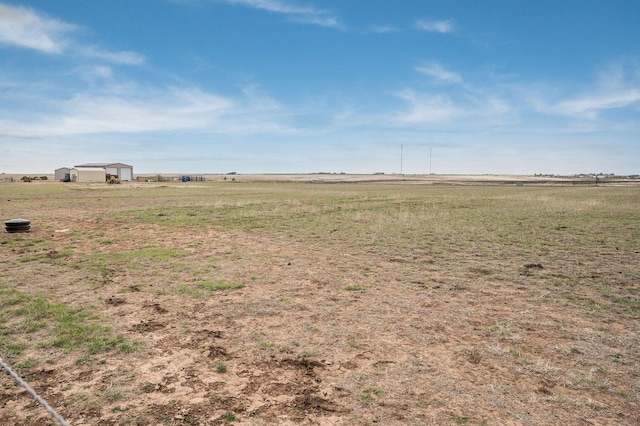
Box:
[401,144,403,175]
[429,148,432,174]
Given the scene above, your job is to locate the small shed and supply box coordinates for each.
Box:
[55,167,71,182]
[74,163,133,181]
[70,167,106,183]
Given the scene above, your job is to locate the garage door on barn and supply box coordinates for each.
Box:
[120,168,132,181]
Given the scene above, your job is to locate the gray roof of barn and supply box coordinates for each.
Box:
[74,163,133,168]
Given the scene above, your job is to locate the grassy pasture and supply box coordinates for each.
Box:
[0,181,639,425]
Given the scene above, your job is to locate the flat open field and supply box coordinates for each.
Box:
[1,180,639,425]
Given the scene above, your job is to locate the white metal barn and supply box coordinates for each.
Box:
[74,163,134,181]
[69,167,106,183]
[54,167,71,181]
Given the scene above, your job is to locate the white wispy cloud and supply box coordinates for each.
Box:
[0,3,75,53]
[548,90,640,118]
[392,90,510,126]
[80,46,145,65]
[534,61,640,118]
[0,81,294,138]
[0,3,144,65]
[394,90,461,124]
[11,93,212,136]
[370,25,399,34]
[83,65,113,80]
[416,19,454,34]
[416,62,463,84]
[392,62,512,127]
[217,0,339,27]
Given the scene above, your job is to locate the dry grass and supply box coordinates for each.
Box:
[1,180,639,425]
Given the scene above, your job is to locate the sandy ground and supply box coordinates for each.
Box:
[1,181,639,425]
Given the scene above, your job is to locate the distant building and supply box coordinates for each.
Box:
[74,163,134,181]
[70,167,106,183]
[54,167,71,182]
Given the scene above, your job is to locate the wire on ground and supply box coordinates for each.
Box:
[0,356,71,426]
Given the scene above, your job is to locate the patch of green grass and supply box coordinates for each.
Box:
[197,280,244,291]
[178,280,244,298]
[118,341,143,353]
[360,392,373,404]
[363,386,382,396]
[177,285,203,298]
[15,357,37,370]
[109,247,188,262]
[75,354,93,365]
[348,340,362,349]
[346,285,364,291]
[249,330,265,339]
[359,386,382,405]
[587,301,611,312]
[58,327,123,354]
[24,318,47,332]
[101,387,126,402]
[50,246,188,277]
[510,348,531,365]
[216,362,227,373]
[0,182,74,197]
[278,296,292,304]
[141,381,156,393]
[222,411,237,422]
[1,289,30,306]
[611,296,638,307]
[0,290,135,355]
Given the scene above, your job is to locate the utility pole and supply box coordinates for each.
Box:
[429,148,432,174]
[400,144,403,175]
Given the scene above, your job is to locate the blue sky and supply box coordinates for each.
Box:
[1,0,639,175]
